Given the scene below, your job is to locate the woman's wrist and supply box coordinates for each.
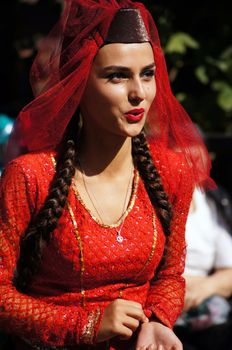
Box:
[149,315,163,325]
[203,276,216,297]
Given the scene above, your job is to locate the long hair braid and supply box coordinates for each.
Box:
[132,129,173,273]
[15,117,80,292]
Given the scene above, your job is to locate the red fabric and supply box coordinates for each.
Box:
[5,0,214,190]
[0,143,193,349]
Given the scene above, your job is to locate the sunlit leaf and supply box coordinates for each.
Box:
[195,66,209,84]
[220,46,232,60]
[206,56,230,72]
[212,81,232,112]
[176,92,187,102]
[165,32,200,54]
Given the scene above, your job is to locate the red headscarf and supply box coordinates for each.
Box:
[5,0,215,190]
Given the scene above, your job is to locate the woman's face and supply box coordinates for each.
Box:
[80,42,156,139]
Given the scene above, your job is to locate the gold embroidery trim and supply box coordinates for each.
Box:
[134,209,157,278]
[72,169,139,228]
[67,201,86,307]
[80,308,101,344]
[51,154,56,168]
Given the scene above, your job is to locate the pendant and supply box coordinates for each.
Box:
[116,232,124,243]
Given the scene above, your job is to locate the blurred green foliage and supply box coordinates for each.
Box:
[143,0,232,134]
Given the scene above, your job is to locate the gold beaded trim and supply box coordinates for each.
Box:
[134,209,157,278]
[72,169,139,228]
[80,308,101,344]
[51,154,56,168]
[67,201,86,307]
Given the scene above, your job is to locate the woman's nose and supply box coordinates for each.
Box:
[128,78,145,105]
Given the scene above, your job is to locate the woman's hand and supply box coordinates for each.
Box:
[135,321,183,350]
[97,299,149,343]
[184,275,213,311]
[184,269,232,311]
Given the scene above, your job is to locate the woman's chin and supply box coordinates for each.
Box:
[122,122,145,138]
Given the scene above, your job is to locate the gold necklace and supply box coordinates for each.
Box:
[78,160,134,243]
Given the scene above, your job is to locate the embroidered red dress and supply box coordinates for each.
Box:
[0,144,193,349]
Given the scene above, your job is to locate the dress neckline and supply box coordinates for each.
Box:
[72,169,139,228]
[50,153,140,228]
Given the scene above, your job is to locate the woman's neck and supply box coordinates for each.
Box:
[78,130,133,178]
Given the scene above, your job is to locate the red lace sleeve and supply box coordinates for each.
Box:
[0,160,104,346]
[144,148,193,328]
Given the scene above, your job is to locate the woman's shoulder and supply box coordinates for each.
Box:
[1,150,56,184]
[148,139,193,200]
[148,139,189,176]
[6,149,55,169]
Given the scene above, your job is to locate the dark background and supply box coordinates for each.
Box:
[0,0,232,194]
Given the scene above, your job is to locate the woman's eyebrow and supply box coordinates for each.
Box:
[97,62,156,73]
[141,63,156,70]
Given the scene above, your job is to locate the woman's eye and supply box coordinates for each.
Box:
[106,72,127,82]
[142,69,155,80]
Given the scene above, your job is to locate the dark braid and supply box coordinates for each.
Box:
[15,117,80,292]
[132,129,173,274]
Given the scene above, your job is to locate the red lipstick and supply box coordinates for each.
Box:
[125,108,145,122]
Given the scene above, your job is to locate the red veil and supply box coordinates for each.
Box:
[5,0,215,190]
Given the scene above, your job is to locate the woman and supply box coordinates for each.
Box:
[0,1,214,349]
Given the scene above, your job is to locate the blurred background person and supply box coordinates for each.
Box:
[174,185,232,350]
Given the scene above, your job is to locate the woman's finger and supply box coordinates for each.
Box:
[115,299,143,309]
[116,324,133,340]
[171,340,183,350]
[125,305,148,323]
[123,315,140,332]
[146,344,156,350]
